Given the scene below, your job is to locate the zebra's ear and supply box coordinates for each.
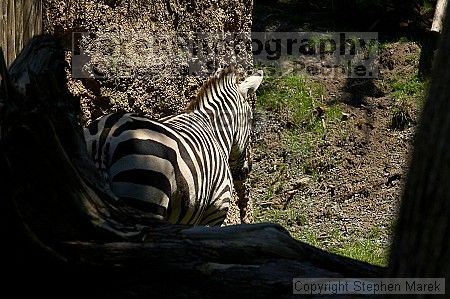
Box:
[214,68,224,79]
[238,70,263,98]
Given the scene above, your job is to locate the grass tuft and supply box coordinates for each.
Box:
[390,75,425,102]
[330,239,389,267]
[257,74,339,134]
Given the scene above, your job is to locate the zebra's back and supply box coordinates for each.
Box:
[84,112,232,225]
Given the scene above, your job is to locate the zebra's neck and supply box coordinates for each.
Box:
[195,75,239,159]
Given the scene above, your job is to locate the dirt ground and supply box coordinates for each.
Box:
[249,40,422,262]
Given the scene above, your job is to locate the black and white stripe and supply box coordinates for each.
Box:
[84,68,263,226]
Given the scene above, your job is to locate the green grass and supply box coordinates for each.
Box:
[328,225,390,267]
[330,239,389,267]
[256,73,341,175]
[297,230,321,247]
[398,36,410,43]
[260,212,390,266]
[389,75,425,102]
[257,74,338,133]
[378,38,426,120]
[379,41,428,129]
[420,0,435,15]
[283,129,315,155]
[385,71,427,129]
[300,225,389,267]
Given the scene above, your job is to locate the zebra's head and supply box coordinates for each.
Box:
[229,70,264,181]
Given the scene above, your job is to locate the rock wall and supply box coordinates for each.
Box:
[43,0,255,225]
[43,0,253,121]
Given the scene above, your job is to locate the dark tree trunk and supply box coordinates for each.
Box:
[387,2,450,289]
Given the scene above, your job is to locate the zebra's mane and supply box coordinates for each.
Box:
[186,66,237,111]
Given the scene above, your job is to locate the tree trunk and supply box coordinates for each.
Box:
[432,0,448,33]
[387,2,450,287]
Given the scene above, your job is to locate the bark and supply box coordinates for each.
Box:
[387,2,450,287]
[432,0,448,33]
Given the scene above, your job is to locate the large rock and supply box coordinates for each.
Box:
[43,0,253,119]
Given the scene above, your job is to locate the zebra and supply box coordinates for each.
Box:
[84,67,263,226]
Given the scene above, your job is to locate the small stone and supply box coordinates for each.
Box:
[298,177,312,185]
[341,112,351,121]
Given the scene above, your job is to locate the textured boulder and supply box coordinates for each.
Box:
[43,0,253,119]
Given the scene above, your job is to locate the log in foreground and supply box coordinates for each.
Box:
[0,36,384,298]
